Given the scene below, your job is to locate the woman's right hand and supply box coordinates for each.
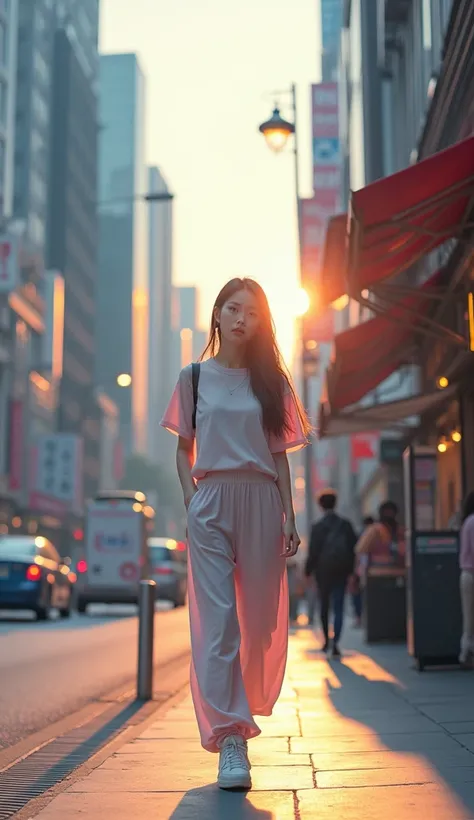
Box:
[184,489,197,510]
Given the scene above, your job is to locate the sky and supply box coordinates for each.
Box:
[100,0,321,363]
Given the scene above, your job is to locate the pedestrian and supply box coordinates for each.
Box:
[160,277,310,790]
[459,491,474,670]
[350,515,374,627]
[304,489,357,657]
[355,501,405,571]
[287,554,301,628]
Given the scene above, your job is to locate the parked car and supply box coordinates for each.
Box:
[148,538,187,608]
[0,535,74,620]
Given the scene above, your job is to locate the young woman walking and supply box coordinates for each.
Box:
[161,277,309,789]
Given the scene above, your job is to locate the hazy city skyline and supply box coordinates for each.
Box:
[100,0,322,362]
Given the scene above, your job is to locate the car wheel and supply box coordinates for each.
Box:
[59,606,71,619]
[77,600,87,614]
[35,605,49,621]
[35,589,51,621]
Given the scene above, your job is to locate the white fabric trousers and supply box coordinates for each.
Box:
[460,569,474,661]
[186,470,288,752]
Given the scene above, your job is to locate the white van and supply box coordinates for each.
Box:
[76,491,154,613]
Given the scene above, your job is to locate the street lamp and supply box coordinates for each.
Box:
[259,84,315,536]
[259,106,295,153]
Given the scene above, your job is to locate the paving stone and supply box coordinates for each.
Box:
[112,747,310,766]
[291,732,463,754]
[311,748,474,771]
[443,723,474,735]
[420,705,474,723]
[316,765,474,788]
[70,758,313,792]
[300,713,440,737]
[32,790,297,819]
[297,783,474,819]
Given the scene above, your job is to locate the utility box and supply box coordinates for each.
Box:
[404,446,462,671]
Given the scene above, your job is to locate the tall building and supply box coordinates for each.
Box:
[13,0,57,249]
[97,53,148,456]
[0,0,18,219]
[320,0,343,81]
[47,24,99,500]
[147,165,173,465]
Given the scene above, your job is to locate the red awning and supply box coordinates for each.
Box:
[320,213,348,308]
[327,272,440,411]
[349,135,474,292]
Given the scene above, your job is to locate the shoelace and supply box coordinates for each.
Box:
[221,738,248,770]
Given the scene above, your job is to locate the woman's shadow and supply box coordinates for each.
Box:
[168,784,274,819]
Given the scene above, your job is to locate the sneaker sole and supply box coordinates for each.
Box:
[218,773,252,790]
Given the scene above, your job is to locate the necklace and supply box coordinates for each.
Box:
[224,375,248,396]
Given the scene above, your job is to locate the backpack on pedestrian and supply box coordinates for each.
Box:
[319,517,354,577]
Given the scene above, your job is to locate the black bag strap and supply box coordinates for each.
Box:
[191,363,200,430]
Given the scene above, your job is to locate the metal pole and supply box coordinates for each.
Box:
[137,580,156,700]
[292,82,314,535]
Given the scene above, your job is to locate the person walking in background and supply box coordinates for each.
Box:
[350,515,374,626]
[304,489,357,657]
[161,277,309,790]
[287,554,302,628]
[355,501,405,572]
[459,491,474,670]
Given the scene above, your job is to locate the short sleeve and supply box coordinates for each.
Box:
[268,384,308,454]
[160,366,194,440]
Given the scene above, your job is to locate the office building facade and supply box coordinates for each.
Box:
[47,26,99,500]
[147,165,173,466]
[97,53,148,456]
[0,0,18,219]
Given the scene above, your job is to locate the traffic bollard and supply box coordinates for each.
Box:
[137,579,156,700]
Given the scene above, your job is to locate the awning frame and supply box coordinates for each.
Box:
[345,143,474,348]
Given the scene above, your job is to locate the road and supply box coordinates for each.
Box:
[0,604,190,750]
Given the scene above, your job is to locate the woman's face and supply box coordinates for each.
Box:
[215,288,261,346]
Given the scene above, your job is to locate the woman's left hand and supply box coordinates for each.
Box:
[281,518,301,558]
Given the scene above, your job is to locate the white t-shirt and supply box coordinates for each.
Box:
[160,358,307,480]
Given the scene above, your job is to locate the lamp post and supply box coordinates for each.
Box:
[259,84,314,536]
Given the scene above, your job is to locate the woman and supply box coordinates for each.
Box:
[459,491,474,670]
[350,515,374,626]
[161,277,309,790]
[356,501,405,572]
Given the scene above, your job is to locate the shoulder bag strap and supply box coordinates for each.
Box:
[191,363,201,430]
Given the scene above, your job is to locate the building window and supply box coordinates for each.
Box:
[0,21,7,67]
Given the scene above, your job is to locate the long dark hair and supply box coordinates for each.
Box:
[200,277,311,440]
[462,491,474,523]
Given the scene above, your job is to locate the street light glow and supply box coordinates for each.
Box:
[117,373,132,387]
[294,287,310,317]
[259,106,295,153]
[332,294,349,311]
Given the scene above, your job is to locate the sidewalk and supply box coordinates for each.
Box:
[27,624,474,820]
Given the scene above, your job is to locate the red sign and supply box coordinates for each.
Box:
[350,433,380,472]
[312,83,340,202]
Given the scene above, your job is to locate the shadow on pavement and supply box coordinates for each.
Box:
[314,650,474,815]
[168,785,274,819]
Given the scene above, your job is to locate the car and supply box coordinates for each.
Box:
[148,538,187,608]
[0,535,75,620]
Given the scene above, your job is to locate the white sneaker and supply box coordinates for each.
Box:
[217,734,251,790]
